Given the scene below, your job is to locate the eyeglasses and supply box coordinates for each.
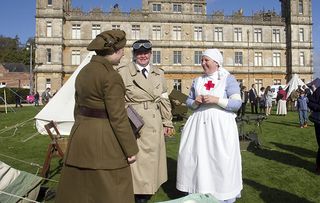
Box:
[132,42,152,50]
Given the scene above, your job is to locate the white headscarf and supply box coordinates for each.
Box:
[202,49,230,77]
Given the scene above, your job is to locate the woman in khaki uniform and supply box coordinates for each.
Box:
[55,30,139,203]
[117,40,174,203]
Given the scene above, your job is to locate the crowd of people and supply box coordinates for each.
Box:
[237,84,313,120]
[15,88,51,107]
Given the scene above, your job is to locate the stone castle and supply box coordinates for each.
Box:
[34,0,313,94]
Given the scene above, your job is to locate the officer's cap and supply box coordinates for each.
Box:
[87,30,126,52]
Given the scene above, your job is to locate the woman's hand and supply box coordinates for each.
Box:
[194,95,203,105]
[164,127,175,137]
[127,155,136,164]
[202,95,219,104]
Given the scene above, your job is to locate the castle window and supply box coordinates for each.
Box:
[298,0,303,14]
[299,52,305,66]
[255,79,263,92]
[152,51,161,65]
[46,22,52,37]
[194,4,202,14]
[299,28,305,42]
[152,25,161,40]
[235,52,243,66]
[254,52,262,66]
[234,28,242,42]
[72,50,81,65]
[194,51,202,65]
[131,25,140,40]
[112,25,120,30]
[173,51,182,64]
[173,26,181,40]
[48,0,52,6]
[46,48,52,64]
[173,79,182,91]
[72,24,81,39]
[173,4,182,13]
[273,52,281,67]
[272,29,280,43]
[194,26,202,41]
[46,78,51,89]
[152,4,161,12]
[254,28,262,42]
[92,24,101,39]
[273,79,281,85]
[214,27,223,42]
[237,79,243,86]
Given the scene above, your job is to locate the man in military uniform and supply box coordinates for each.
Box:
[55,30,139,203]
[117,40,174,203]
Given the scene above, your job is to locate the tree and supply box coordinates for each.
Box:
[0,35,33,66]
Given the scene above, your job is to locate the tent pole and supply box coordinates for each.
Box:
[4,88,7,114]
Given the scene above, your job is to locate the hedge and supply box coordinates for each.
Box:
[0,87,30,104]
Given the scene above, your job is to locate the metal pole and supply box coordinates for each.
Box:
[247,29,250,87]
[4,89,7,114]
[29,44,33,94]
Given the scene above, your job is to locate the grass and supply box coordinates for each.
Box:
[0,106,320,202]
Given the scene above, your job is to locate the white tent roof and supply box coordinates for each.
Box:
[34,52,94,135]
[284,74,306,99]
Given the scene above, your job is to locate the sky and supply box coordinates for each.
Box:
[0,0,319,76]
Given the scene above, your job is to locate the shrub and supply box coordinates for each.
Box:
[0,87,30,104]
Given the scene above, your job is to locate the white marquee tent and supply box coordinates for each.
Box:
[284,74,306,99]
[34,52,94,135]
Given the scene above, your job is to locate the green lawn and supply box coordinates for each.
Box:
[0,106,319,203]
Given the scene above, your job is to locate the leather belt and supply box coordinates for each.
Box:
[79,106,108,118]
[128,101,159,110]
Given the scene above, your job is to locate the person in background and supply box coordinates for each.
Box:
[259,86,266,114]
[15,90,23,108]
[249,84,258,114]
[307,83,320,175]
[117,39,174,203]
[176,49,242,203]
[237,85,248,117]
[41,87,52,105]
[264,86,273,116]
[34,91,40,106]
[297,90,309,128]
[55,30,139,203]
[289,88,300,112]
[276,86,287,116]
[303,85,312,97]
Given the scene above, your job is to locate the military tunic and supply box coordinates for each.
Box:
[118,62,173,194]
[55,55,139,203]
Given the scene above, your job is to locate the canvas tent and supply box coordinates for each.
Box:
[34,52,94,135]
[284,74,306,99]
[0,161,42,203]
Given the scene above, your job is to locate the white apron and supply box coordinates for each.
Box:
[176,73,242,201]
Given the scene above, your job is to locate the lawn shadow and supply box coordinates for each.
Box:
[243,178,313,203]
[270,142,316,158]
[42,159,63,184]
[265,120,299,127]
[248,143,315,173]
[162,157,186,200]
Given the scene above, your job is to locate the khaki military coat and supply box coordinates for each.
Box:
[56,55,138,203]
[118,62,173,194]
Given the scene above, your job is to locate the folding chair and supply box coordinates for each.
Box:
[40,121,68,177]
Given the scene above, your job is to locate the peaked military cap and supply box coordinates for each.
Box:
[87,30,126,51]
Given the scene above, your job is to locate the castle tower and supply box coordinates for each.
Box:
[280,0,313,81]
[35,0,70,93]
